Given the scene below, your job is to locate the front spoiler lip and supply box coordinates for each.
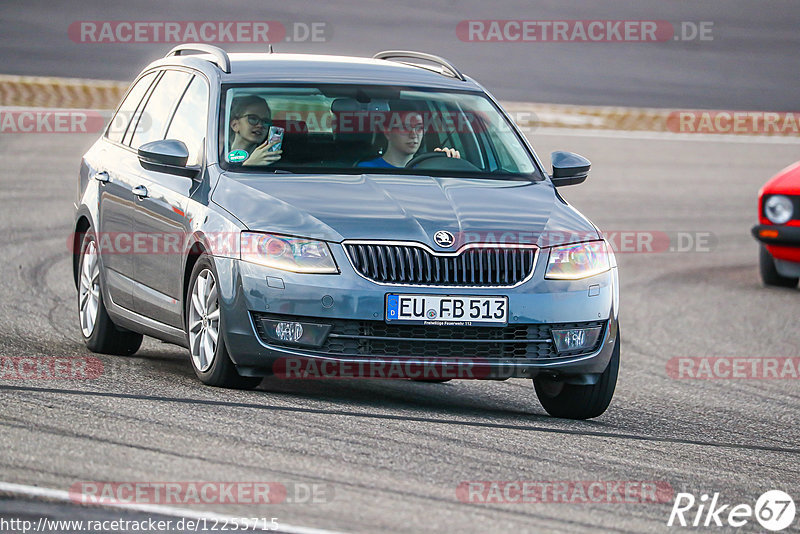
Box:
[752,224,800,247]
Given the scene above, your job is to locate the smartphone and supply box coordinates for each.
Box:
[266,126,284,152]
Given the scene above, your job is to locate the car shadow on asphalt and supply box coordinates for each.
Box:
[257,374,541,415]
[128,346,548,419]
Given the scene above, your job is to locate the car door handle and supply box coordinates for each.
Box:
[132,185,149,199]
[93,171,110,183]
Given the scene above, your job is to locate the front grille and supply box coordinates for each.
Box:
[344,242,537,287]
[252,312,605,360]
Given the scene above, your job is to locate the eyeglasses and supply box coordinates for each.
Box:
[394,125,425,135]
[238,114,272,127]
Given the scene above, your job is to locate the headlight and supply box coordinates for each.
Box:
[240,232,338,273]
[545,241,611,280]
[764,195,794,225]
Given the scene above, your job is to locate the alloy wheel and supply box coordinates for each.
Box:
[79,240,101,338]
[188,269,220,372]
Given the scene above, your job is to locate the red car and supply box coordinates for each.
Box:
[752,161,800,288]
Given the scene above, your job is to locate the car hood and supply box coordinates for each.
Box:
[761,160,800,195]
[212,173,599,249]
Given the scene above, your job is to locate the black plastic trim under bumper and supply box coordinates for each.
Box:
[751,224,800,247]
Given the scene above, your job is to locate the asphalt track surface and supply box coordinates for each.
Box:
[2,0,800,110]
[0,127,799,533]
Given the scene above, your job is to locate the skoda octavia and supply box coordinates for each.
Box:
[74,45,620,419]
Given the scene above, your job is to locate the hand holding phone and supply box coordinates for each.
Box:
[266,126,284,152]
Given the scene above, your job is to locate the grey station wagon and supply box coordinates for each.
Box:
[74,44,620,419]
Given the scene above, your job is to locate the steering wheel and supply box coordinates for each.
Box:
[405,152,447,168]
[405,152,480,171]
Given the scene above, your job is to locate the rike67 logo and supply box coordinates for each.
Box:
[668,490,796,531]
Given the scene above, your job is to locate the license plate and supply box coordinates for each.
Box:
[386,294,508,326]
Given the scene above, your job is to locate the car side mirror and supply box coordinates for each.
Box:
[138,139,199,178]
[550,151,591,187]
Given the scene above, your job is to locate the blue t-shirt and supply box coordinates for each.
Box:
[357,157,399,169]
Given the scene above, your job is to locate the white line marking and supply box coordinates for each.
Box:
[0,481,344,534]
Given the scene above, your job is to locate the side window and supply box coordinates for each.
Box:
[122,71,162,147]
[105,72,157,144]
[130,70,193,150]
[164,76,209,166]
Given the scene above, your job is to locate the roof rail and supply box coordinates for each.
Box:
[166,43,231,73]
[373,50,465,81]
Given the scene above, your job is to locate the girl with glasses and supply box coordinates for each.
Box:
[229,95,282,166]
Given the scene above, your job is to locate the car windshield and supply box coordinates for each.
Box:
[220,84,540,178]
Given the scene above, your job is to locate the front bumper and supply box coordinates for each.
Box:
[752,224,800,247]
[212,244,620,380]
[241,316,619,380]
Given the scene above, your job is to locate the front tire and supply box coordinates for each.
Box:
[77,231,142,355]
[533,333,619,420]
[186,254,261,389]
[759,244,798,288]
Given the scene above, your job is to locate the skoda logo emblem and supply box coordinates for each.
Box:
[433,230,455,248]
